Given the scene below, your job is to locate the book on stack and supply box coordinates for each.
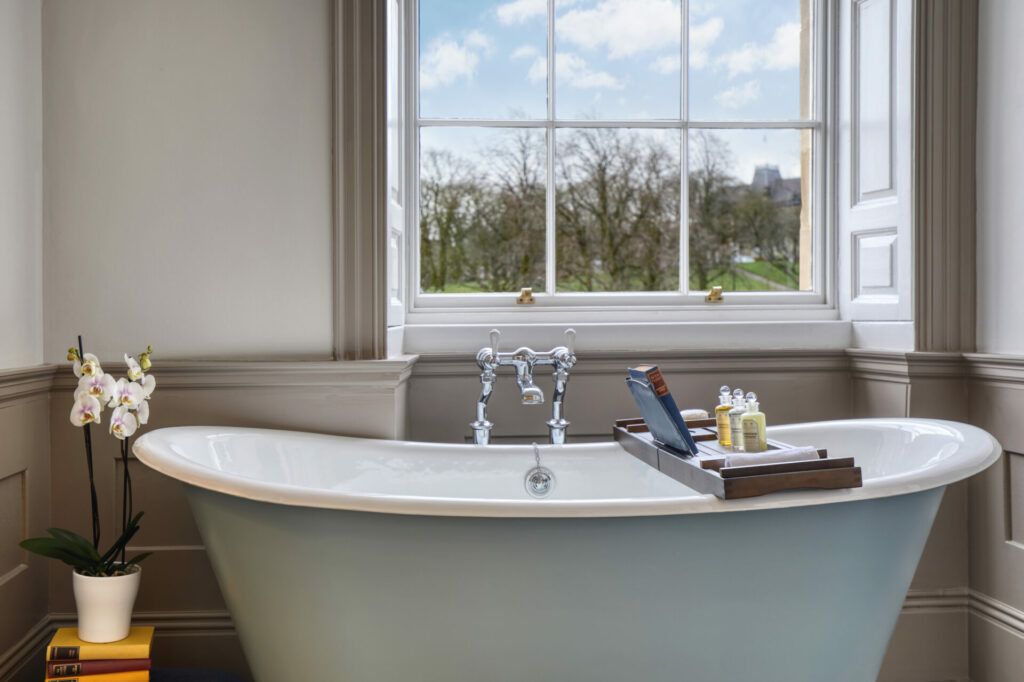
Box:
[45,626,154,682]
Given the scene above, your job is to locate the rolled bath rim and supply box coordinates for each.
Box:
[132,418,1003,518]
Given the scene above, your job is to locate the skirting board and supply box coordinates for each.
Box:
[0,610,237,682]
[4,592,1022,682]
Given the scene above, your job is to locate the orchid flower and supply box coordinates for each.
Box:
[125,353,144,381]
[108,378,144,409]
[70,394,103,426]
[109,405,138,440]
[135,399,150,425]
[139,373,155,398]
[73,353,103,379]
[75,373,116,404]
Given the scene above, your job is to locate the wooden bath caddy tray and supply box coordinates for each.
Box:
[613,417,863,500]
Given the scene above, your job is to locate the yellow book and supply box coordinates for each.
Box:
[47,627,154,661]
[47,672,149,682]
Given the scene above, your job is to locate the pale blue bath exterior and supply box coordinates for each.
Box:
[185,483,943,682]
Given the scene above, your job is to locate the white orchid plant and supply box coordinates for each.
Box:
[21,338,156,576]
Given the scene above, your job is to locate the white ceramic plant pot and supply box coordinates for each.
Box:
[72,566,141,643]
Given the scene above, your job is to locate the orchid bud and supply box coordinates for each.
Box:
[139,346,153,371]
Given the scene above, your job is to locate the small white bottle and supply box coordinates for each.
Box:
[728,388,747,452]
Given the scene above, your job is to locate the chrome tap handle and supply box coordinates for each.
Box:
[476,328,501,372]
[471,329,502,444]
[547,328,577,445]
[552,328,578,372]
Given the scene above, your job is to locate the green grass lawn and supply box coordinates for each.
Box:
[736,260,800,288]
[423,260,799,293]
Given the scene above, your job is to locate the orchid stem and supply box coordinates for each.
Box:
[120,437,132,565]
[79,335,101,551]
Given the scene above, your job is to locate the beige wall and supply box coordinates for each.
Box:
[977,0,1024,355]
[0,0,43,370]
[0,368,52,681]
[41,0,335,363]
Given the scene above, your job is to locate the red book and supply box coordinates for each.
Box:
[47,659,151,677]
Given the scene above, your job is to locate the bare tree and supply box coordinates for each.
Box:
[419,150,482,291]
[475,130,546,291]
[687,130,739,291]
[556,129,679,291]
[419,128,799,294]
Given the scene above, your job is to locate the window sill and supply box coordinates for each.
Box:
[396,316,852,355]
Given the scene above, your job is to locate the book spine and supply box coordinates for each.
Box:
[634,367,699,455]
[48,659,151,677]
[48,644,151,661]
[47,670,149,682]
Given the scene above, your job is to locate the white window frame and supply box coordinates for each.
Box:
[396,0,837,329]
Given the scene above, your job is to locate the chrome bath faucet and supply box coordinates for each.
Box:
[470,328,578,446]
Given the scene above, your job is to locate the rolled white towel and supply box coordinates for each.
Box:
[724,446,821,468]
[680,408,709,420]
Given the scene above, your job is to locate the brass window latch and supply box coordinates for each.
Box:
[517,287,535,305]
[705,286,723,303]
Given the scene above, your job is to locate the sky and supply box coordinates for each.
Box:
[417,0,811,183]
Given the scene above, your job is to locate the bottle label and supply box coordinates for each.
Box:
[742,420,763,452]
[729,413,744,449]
[716,411,730,443]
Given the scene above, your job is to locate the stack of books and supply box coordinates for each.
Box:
[46,627,153,682]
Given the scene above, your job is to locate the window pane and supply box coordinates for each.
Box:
[420,127,546,293]
[687,129,811,292]
[554,0,681,120]
[688,0,812,121]
[556,128,681,292]
[419,0,547,119]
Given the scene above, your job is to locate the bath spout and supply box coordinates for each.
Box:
[511,348,544,405]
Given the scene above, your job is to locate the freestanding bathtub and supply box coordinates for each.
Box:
[134,419,1000,682]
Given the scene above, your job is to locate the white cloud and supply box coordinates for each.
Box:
[714,80,760,109]
[648,17,722,72]
[527,53,624,90]
[498,0,581,24]
[420,32,493,90]
[557,0,681,59]
[464,30,494,54]
[720,22,801,77]
[690,17,724,69]
[650,54,680,74]
[496,0,546,24]
[511,44,540,60]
